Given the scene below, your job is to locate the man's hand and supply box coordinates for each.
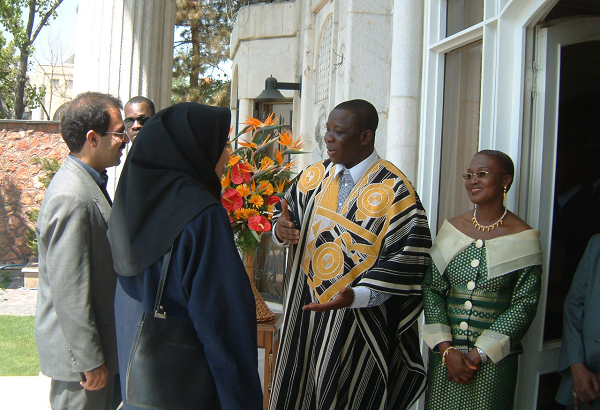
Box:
[302,287,355,312]
[80,364,108,391]
[275,199,300,244]
[571,362,600,409]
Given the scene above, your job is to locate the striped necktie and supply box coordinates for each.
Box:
[337,169,354,212]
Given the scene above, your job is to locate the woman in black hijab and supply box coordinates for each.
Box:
[108,102,262,410]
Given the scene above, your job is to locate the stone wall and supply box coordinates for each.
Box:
[0,121,68,265]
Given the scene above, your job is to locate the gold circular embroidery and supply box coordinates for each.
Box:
[312,243,344,286]
[298,163,325,194]
[357,184,394,218]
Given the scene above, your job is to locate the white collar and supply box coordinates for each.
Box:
[332,149,379,183]
[429,220,542,279]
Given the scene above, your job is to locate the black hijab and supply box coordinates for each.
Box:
[108,102,231,276]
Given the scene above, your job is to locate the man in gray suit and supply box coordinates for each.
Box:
[35,92,129,410]
[556,233,600,409]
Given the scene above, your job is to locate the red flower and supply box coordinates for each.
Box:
[221,188,243,212]
[248,215,271,232]
[231,163,252,185]
[265,195,280,205]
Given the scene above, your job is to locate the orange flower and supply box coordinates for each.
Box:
[248,194,264,208]
[282,160,298,171]
[236,184,251,197]
[248,215,271,232]
[257,181,274,196]
[228,155,242,167]
[259,156,275,170]
[275,180,286,193]
[278,130,305,150]
[221,170,231,188]
[238,139,258,149]
[275,148,283,165]
[242,113,278,130]
[233,209,245,220]
[243,208,259,219]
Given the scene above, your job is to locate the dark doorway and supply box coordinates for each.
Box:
[538,40,600,410]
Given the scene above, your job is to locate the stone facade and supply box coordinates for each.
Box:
[0,121,68,264]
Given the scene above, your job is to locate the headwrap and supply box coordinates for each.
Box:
[108,102,231,276]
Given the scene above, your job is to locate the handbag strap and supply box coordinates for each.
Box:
[154,244,174,318]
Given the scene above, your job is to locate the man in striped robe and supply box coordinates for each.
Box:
[269,99,431,409]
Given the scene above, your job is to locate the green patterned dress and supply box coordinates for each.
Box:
[422,221,543,410]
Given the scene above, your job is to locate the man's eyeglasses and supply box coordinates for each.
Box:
[124,115,150,128]
[105,131,128,141]
[461,171,505,181]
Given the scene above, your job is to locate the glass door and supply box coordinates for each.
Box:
[517,16,600,410]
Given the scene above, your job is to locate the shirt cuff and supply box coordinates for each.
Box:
[475,330,511,364]
[270,221,289,247]
[420,323,452,350]
[349,286,391,308]
[349,286,371,308]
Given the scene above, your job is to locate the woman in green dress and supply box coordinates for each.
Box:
[422,150,543,409]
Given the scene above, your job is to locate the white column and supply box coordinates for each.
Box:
[237,98,254,129]
[386,0,424,183]
[73,0,175,110]
[72,0,176,196]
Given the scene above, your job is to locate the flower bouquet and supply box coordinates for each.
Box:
[221,114,306,256]
[220,114,306,322]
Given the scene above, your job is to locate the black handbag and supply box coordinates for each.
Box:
[126,245,220,410]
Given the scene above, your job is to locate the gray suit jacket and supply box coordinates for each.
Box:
[556,234,600,406]
[35,156,118,382]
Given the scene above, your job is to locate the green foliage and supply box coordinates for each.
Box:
[0,32,18,117]
[0,0,63,118]
[0,316,39,376]
[172,75,231,107]
[172,0,242,106]
[235,226,261,257]
[26,157,61,255]
[32,157,60,187]
[0,270,10,288]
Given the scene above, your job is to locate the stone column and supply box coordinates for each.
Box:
[386,0,424,183]
[72,0,176,195]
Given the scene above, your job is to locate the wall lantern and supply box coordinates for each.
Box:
[255,76,302,103]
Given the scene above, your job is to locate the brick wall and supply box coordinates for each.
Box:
[0,121,68,264]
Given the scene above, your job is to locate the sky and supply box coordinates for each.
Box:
[31,0,79,66]
[3,0,232,78]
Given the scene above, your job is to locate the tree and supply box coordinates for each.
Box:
[172,0,242,107]
[0,0,63,119]
[0,32,18,118]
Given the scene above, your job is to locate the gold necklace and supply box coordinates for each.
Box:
[472,207,507,232]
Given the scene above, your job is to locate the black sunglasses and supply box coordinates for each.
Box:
[124,115,150,128]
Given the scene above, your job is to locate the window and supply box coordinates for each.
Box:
[437,41,482,229]
[447,0,484,37]
[315,15,333,104]
[51,79,60,88]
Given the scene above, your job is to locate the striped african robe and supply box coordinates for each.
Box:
[269,158,432,410]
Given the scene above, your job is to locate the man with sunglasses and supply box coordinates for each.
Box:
[35,92,128,410]
[124,96,155,143]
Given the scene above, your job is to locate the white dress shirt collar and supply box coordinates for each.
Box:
[332,149,379,183]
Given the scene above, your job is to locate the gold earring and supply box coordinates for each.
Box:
[503,186,507,203]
